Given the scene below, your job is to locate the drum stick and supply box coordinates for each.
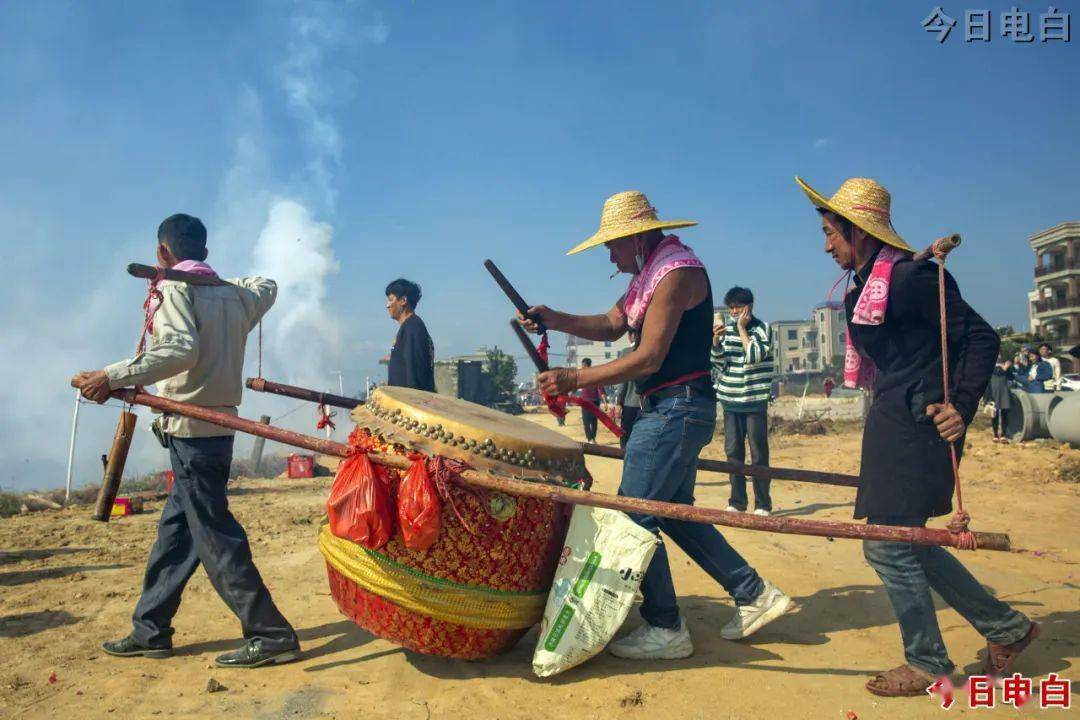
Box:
[127,263,231,287]
[510,320,550,372]
[98,387,1012,551]
[483,260,547,335]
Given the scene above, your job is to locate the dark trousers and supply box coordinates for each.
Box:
[582,407,598,443]
[863,516,1031,676]
[992,408,1010,438]
[619,405,640,449]
[131,436,297,650]
[724,410,771,511]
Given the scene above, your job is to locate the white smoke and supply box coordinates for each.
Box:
[249,200,341,391]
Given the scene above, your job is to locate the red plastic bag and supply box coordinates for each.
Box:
[327,452,393,549]
[397,457,442,551]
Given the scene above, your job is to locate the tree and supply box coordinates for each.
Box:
[483,346,518,403]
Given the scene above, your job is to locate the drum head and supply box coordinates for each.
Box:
[354,386,585,482]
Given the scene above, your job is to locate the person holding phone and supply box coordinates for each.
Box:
[711,287,775,515]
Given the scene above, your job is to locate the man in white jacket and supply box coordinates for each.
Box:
[72,213,300,668]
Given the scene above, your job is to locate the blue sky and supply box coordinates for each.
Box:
[1,1,1077,489]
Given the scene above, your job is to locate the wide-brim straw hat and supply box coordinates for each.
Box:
[795,176,913,253]
[566,190,696,256]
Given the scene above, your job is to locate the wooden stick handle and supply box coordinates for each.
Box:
[107,388,1010,551]
[93,411,137,522]
[913,234,962,262]
[127,263,231,286]
[246,377,363,410]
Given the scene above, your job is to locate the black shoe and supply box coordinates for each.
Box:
[214,639,300,668]
[102,635,172,659]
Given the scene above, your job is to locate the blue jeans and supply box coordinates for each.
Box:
[620,394,764,629]
[864,516,1031,676]
[131,436,298,650]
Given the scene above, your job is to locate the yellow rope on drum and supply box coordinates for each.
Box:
[317,524,547,629]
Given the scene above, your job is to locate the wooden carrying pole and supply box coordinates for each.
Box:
[127,263,231,286]
[93,411,138,522]
[102,388,1010,551]
[245,376,861,488]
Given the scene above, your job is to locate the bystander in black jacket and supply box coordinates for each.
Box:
[388,314,436,392]
[847,253,999,519]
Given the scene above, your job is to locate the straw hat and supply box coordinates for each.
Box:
[566,190,696,256]
[795,176,913,253]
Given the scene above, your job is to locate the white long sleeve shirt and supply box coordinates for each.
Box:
[104,277,276,437]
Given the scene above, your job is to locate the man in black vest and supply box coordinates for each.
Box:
[522,191,791,660]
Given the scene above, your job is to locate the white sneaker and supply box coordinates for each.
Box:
[720,581,794,640]
[725,506,741,512]
[753,508,771,517]
[607,618,694,660]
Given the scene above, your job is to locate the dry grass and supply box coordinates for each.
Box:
[0,454,292,518]
[1055,456,1080,483]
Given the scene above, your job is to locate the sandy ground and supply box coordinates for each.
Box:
[2,410,1078,720]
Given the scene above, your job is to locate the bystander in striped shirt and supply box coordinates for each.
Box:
[710,316,774,413]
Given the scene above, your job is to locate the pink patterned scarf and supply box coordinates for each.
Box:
[843,245,908,388]
[145,260,219,319]
[621,235,705,330]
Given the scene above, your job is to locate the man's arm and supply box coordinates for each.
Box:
[538,268,705,393]
[518,303,627,343]
[104,284,200,389]
[231,276,278,330]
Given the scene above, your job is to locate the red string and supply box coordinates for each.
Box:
[934,241,977,551]
[427,455,484,535]
[136,268,166,356]
[537,333,623,439]
[316,403,337,431]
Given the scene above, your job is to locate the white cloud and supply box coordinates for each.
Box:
[813,137,828,150]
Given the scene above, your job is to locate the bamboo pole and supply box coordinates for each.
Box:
[101,388,1011,551]
[93,411,138,522]
[245,376,862,488]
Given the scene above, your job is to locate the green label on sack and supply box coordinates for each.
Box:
[543,604,575,651]
[573,552,601,598]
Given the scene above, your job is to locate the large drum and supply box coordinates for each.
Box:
[318,386,587,659]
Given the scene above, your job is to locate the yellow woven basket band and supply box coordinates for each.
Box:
[318,524,546,630]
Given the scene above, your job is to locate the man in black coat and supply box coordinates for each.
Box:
[385,278,436,392]
[797,176,1037,697]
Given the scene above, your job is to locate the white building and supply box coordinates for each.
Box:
[565,333,634,367]
[770,301,847,376]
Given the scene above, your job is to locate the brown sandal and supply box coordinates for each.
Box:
[982,622,1040,678]
[865,664,937,697]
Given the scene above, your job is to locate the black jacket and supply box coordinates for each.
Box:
[387,315,436,392]
[847,256,999,519]
[983,365,1015,409]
